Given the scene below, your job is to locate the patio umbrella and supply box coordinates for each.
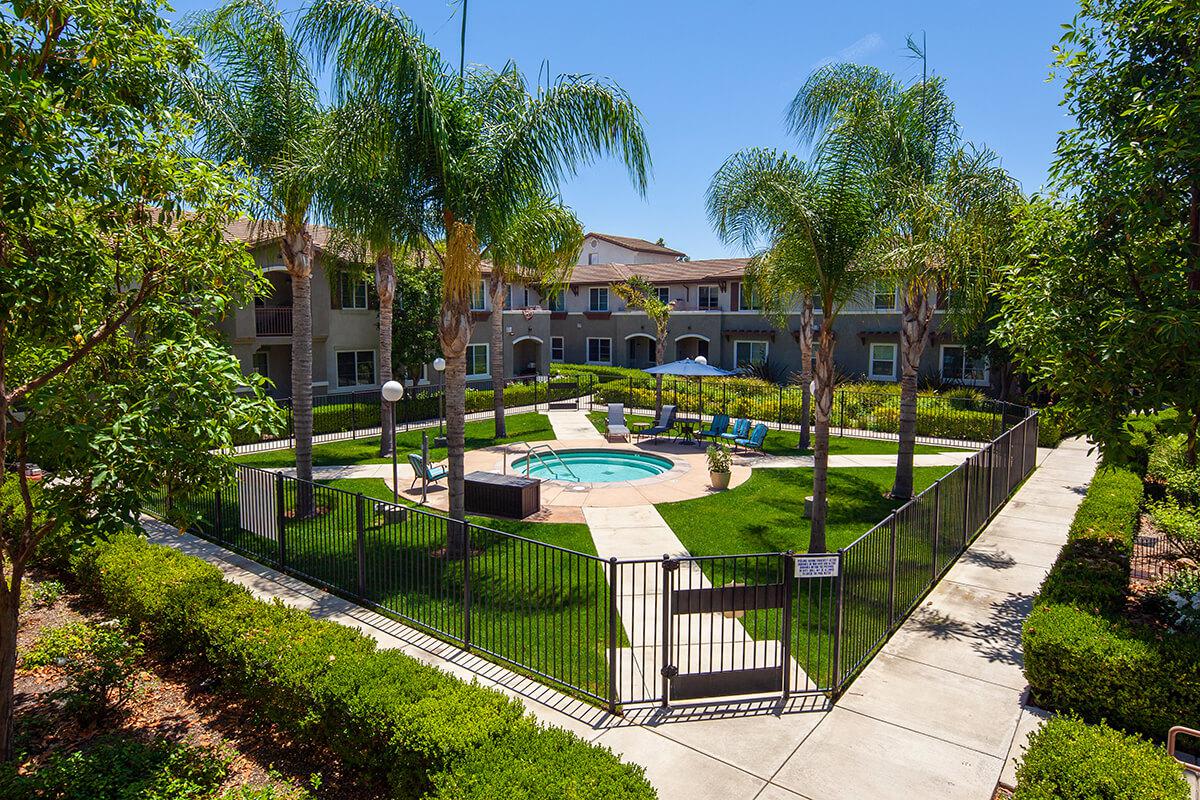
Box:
[643,357,735,417]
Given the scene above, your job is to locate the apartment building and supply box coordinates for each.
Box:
[220,226,990,397]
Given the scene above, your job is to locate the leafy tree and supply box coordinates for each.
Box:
[393,252,444,382]
[995,0,1200,464]
[302,0,649,539]
[613,276,673,411]
[484,196,582,436]
[0,0,276,760]
[788,56,1019,500]
[183,0,332,513]
[708,146,878,553]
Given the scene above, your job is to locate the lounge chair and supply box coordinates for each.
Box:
[408,453,448,488]
[605,403,630,442]
[719,418,751,445]
[635,405,677,442]
[735,423,769,453]
[696,414,730,443]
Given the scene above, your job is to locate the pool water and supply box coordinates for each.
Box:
[513,449,674,482]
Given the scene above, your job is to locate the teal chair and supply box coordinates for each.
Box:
[408,453,448,488]
[735,423,769,453]
[696,414,730,443]
[719,418,750,445]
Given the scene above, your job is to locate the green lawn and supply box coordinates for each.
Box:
[585,412,967,456]
[235,412,555,468]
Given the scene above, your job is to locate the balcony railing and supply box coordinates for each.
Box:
[255,307,292,336]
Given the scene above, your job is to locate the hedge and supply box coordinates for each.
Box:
[1013,715,1188,800]
[1023,465,1200,741]
[73,531,656,799]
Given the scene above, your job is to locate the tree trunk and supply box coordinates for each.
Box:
[0,569,22,762]
[490,278,507,438]
[654,335,665,413]
[282,227,314,517]
[438,213,477,553]
[376,250,396,457]
[798,296,814,451]
[891,285,935,501]
[810,322,836,554]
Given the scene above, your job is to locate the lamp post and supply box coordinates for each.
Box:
[381,380,405,502]
[433,356,447,448]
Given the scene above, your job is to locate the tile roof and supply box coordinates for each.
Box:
[585,232,688,258]
[563,257,750,285]
[221,219,348,257]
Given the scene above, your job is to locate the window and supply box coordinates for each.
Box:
[547,292,566,312]
[589,287,609,312]
[504,285,513,310]
[550,336,564,362]
[697,285,719,310]
[336,350,376,387]
[470,280,487,311]
[940,345,989,386]
[588,252,599,265]
[466,343,489,378]
[655,286,671,305]
[734,340,768,368]
[340,274,370,309]
[868,343,897,381]
[873,282,897,311]
[251,351,269,377]
[738,283,761,311]
[587,337,612,364]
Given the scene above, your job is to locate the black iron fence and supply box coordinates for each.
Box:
[237,375,587,453]
[584,371,1027,446]
[150,411,1040,710]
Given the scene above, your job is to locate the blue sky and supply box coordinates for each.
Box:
[168,0,1079,258]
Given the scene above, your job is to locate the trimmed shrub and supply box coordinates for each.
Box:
[1013,715,1188,800]
[73,532,654,799]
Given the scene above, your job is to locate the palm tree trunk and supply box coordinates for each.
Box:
[798,296,814,451]
[810,322,836,554]
[282,227,314,517]
[376,250,396,457]
[891,285,934,501]
[654,335,665,412]
[490,278,507,438]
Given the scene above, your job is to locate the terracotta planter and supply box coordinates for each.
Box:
[709,470,731,490]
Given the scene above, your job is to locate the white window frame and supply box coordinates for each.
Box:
[939,344,990,386]
[737,282,762,311]
[733,340,768,368]
[868,342,897,381]
[550,336,565,362]
[586,337,612,365]
[697,285,720,311]
[589,286,609,312]
[336,349,377,387]
[873,282,897,311]
[250,350,269,377]
[588,252,599,265]
[466,343,490,378]
[340,275,370,310]
[470,280,488,311]
[547,291,566,312]
[655,286,671,305]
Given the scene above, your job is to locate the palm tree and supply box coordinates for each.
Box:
[302,0,649,541]
[485,196,583,437]
[708,144,878,552]
[613,276,672,411]
[184,0,330,513]
[788,56,1018,500]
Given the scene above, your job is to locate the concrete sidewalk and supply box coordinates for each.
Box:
[145,437,1096,800]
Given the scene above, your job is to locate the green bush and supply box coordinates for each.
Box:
[1038,405,1079,448]
[1147,498,1200,561]
[1,736,230,800]
[73,532,654,799]
[1148,569,1200,635]
[1013,715,1188,800]
[23,621,142,722]
[1148,434,1200,504]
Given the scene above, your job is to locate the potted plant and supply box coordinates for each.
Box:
[707,443,732,490]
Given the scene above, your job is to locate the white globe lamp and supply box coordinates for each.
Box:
[433,357,446,372]
[695,355,707,366]
[381,380,405,403]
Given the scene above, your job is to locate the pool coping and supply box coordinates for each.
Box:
[504,445,692,489]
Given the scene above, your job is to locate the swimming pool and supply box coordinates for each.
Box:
[513,449,674,483]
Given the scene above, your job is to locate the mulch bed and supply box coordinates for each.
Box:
[14,569,388,800]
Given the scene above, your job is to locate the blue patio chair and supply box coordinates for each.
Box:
[408,453,448,488]
[719,418,751,445]
[696,414,730,443]
[735,423,769,453]
[605,403,631,441]
[635,405,677,442]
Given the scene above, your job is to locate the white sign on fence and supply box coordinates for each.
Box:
[238,471,277,540]
[794,554,840,579]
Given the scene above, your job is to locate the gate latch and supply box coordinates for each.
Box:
[660,664,678,679]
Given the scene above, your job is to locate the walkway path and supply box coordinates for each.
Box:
[546,408,607,442]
